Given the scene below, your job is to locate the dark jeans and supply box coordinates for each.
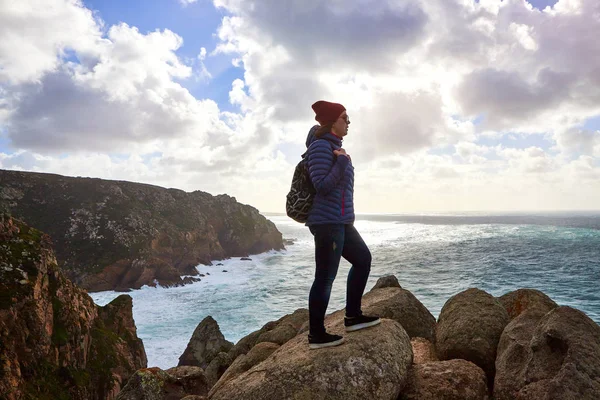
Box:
[308,223,372,335]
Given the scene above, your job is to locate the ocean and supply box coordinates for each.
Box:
[90,212,600,369]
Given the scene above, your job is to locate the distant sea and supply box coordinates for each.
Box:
[91,212,600,369]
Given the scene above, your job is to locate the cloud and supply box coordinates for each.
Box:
[2,0,600,213]
[450,0,600,132]
[0,0,103,84]
[6,70,223,153]
[346,90,470,161]
[564,155,600,181]
[214,0,429,71]
[456,67,572,130]
[498,146,557,174]
[1,17,228,153]
[455,142,491,164]
[554,128,600,156]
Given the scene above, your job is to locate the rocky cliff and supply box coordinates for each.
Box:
[0,215,147,400]
[0,169,284,291]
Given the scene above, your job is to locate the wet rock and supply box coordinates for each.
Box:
[240,257,252,261]
[181,276,202,285]
[282,238,295,246]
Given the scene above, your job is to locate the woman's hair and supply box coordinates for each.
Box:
[315,123,334,138]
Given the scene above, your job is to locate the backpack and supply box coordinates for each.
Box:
[286,139,333,223]
[286,154,315,223]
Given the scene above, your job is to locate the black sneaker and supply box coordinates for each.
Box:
[308,332,345,349]
[344,315,381,332]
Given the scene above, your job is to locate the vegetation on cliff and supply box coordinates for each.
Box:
[0,215,147,400]
[0,169,283,291]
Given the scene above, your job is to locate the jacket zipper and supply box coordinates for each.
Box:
[342,189,345,216]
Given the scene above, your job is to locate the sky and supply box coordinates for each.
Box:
[1,0,599,214]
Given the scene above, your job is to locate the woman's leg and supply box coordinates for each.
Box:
[342,224,372,318]
[308,224,345,335]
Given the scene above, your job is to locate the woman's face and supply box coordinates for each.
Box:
[332,112,350,137]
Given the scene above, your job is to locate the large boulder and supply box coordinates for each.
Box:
[332,285,436,342]
[399,359,489,400]
[435,288,509,384]
[228,308,309,361]
[209,319,413,400]
[493,308,549,400]
[372,275,402,290]
[191,309,308,390]
[204,352,233,388]
[494,306,600,399]
[498,288,558,321]
[116,368,187,400]
[179,317,234,368]
[255,308,309,345]
[166,366,210,397]
[117,366,210,400]
[209,342,280,395]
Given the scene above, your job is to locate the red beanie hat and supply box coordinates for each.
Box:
[312,100,346,126]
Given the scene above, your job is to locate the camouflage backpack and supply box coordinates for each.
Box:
[286,155,315,223]
[286,139,334,223]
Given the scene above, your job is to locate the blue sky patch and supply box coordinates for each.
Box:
[583,115,600,131]
[0,128,11,155]
[526,0,560,9]
[83,0,243,111]
[474,0,559,8]
[475,132,554,151]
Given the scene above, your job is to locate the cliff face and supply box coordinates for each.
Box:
[0,169,284,291]
[0,215,147,400]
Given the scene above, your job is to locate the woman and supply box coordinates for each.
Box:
[305,100,380,349]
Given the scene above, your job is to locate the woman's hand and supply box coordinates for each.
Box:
[334,148,350,160]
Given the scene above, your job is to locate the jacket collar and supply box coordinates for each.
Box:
[322,132,342,146]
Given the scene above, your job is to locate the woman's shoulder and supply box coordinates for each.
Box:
[307,139,335,163]
[309,138,336,151]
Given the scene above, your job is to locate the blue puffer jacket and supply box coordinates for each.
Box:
[305,125,355,225]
